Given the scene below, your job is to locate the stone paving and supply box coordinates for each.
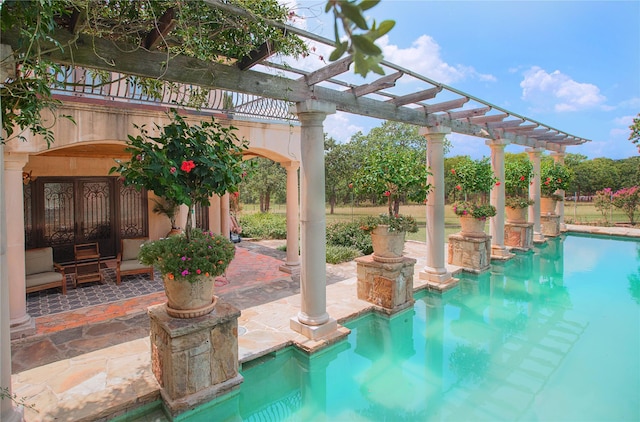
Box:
[10,225,640,421]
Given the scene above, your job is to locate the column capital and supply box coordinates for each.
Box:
[290,100,336,116]
[526,147,544,157]
[419,125,451,140]
[3,152,29,171]
[485,138,509,148]
[281,160,300,171]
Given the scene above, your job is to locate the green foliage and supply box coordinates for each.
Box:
[326,220,373,254]
[504,154,534,209]
[240,157,285,212]
[449,157,497,218]
[629,113,640,154]
[540,161,573,200]
[110,109,248,240]
[326,244,362,264]
[238,212,287,239]
[138,229,235,282]
[325,0,395,77]
[325,136,360,213]
[353,123,431,216]
[358,213,418,233]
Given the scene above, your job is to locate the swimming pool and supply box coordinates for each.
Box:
[135,234,640,421]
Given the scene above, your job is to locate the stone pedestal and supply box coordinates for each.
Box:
[541,214,561,237]
[356,255,417,314]
[447,233,491,274]
[504,222,534,251]
[149,300,243,417]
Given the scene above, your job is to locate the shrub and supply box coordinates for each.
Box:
[540,161,572,200]
[612,186,640,224]
[594,188,613,223]
[326,220,373,255]
[326,245,362,264]
[238,213,287,239]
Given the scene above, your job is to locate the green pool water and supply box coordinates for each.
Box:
[133,234,640,421]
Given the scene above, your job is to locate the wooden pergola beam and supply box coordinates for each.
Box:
[387,87,442,106]
[445,106,490,120]
[143,8,176,50]
[352,71,403,97]
[424,98,469,114]
[469,113,508,124]
[304,56,353,86]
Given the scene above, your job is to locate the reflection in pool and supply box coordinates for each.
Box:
[148,234,640,421]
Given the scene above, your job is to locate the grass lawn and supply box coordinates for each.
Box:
[241,201,634,241]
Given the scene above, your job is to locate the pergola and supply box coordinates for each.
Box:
[1,2,591,419]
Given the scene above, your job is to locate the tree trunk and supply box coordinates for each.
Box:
[264,190,271,212]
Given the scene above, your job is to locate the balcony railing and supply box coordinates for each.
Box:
[52,67,296,122]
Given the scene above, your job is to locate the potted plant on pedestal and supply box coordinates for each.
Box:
[110,109,248,318]
[449,157,498,237]
[540,161,572,215]
[504,156,535,223]
[354,140,429,262]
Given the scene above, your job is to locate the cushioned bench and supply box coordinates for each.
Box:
[25,247,66,295]
[116,238,154,285]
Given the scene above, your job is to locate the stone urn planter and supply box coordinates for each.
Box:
[459,215,487,238]
[370,225,406,263]
[163,274,217,318]
[540,197,557,215]
[505,206,528,223]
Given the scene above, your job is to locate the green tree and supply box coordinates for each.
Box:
[241,157,285,213]
[629,113,640,154]
[325,136,360,214]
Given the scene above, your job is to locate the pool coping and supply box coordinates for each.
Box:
[11,225,640,421]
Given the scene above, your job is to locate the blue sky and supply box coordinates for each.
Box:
[284,0,640,160]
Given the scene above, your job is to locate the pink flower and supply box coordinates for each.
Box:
[181,270,189,276]
[196,269,201,274]
[170,167,176,174]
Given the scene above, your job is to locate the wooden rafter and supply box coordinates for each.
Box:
[487,119,526,129]
[303,56,353,86]
[352,71,403,97]
[387,87,442,106]
[237,40,275,70]
[68,8,87,34]
[469,114,508,124]
[445,106,490,120]
[424,98,469,114]
[143,8,176,50]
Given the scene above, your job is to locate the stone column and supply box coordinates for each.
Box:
[551,150,566,230]
[5,153,34,337]
[289,100,337,339]
[220,193,230,238]
[209,195,221,234]
[418,126,456,289]
[486,139,513,260]
[527,147,545,243]
[0,42,24,422]
[280,161,300,274]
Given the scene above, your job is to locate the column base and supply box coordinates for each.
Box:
[491,245,515,261]
[505,222,534,252]
[419,268,459,292]
[290,316,338,341]
[278,263,300,275]
[533,232,546,244]
[10,314,35,340]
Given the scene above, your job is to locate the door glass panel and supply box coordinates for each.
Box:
[43,182,75,246]
[119,182,147,238]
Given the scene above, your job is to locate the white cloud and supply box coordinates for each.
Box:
[379,35,496,84]
[324,112,365,143]
[520,66,606,112]
[613,115,635,126]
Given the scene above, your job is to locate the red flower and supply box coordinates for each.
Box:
[451,169,456,174]
[519,176,525,181]
[456,185,462,191]
[383,191,391,197]
[181,160,195,173]
[495,181,501,186]
[348,183,353,189]
[233,191,240,198]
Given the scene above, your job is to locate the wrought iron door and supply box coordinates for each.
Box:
[25,177,147,263]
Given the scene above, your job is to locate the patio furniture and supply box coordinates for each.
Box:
[74,242,103,287]
[116,238,154,285]
[25,247,66,295]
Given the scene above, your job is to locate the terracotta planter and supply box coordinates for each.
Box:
[540,197,557,215]
[370,225,406,263]
[505,206,528,223]
[163,274,217,318]
[459,215,487,238]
